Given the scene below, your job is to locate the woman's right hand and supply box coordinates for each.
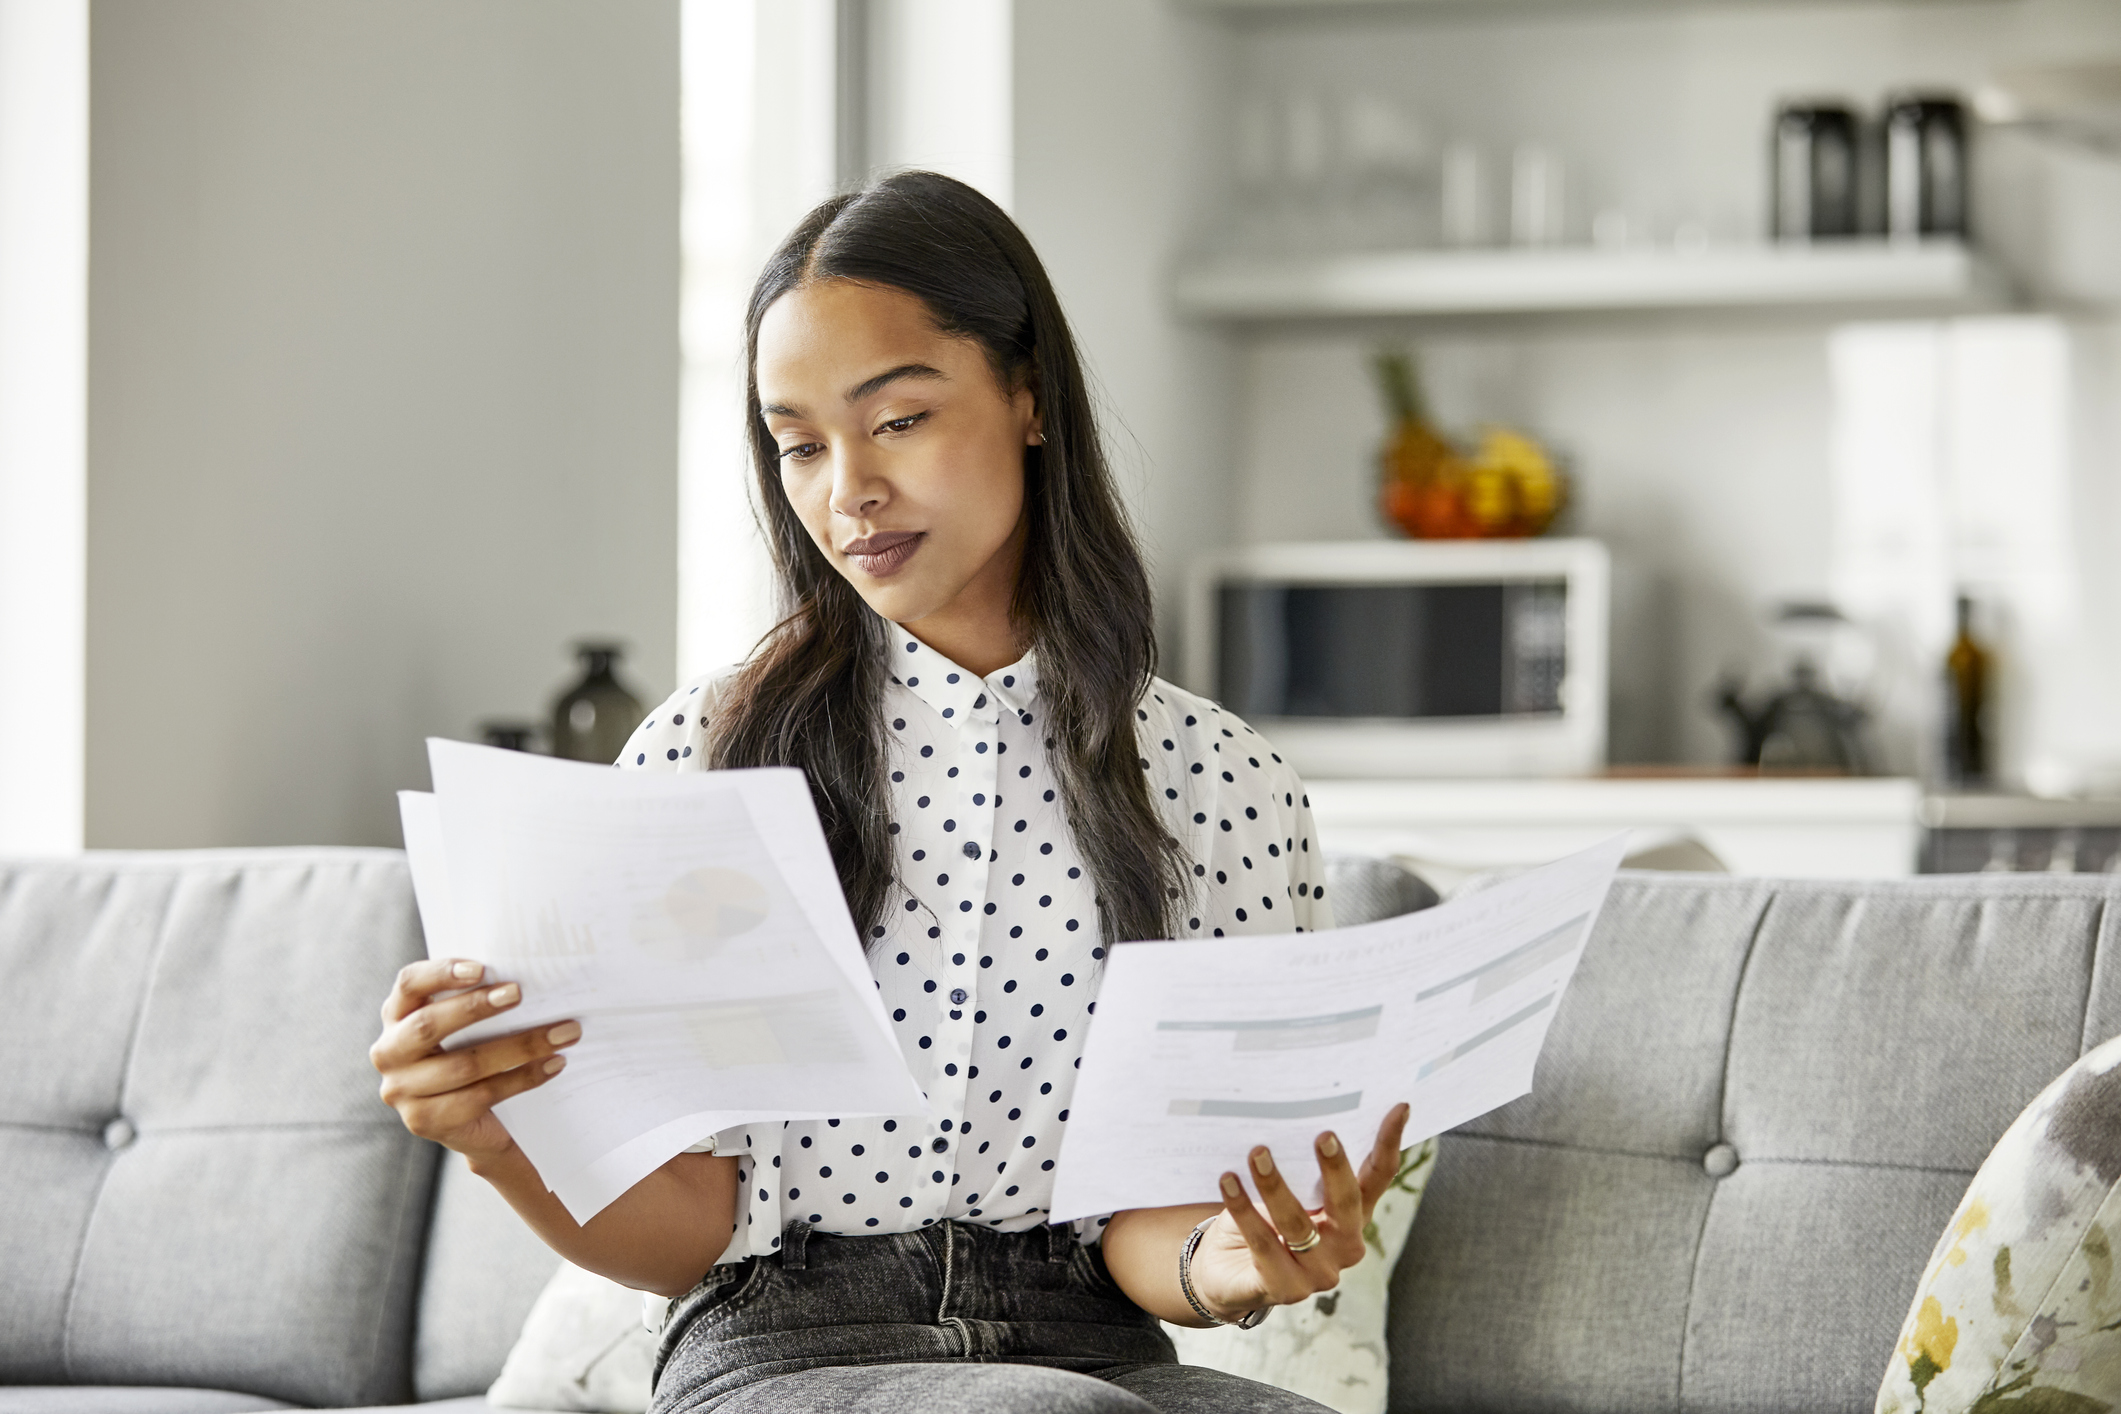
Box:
[369,959,582,1163]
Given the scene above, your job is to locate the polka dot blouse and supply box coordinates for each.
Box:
[617,620,1332,1263]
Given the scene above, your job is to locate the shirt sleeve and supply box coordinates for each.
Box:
[616,672,726,774]
[1202,710,1332,936]
[1143,683,1332,940]
[1278,763,1334,933]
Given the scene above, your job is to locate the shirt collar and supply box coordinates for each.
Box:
[884,620,1040,728]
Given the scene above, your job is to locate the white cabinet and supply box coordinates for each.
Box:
[1307,776,1922,885]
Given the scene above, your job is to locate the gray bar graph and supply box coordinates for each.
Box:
[1167,1092,1364,1119]
[1159,1005,1382,1051]
[1415,914,1587,1002]
[1418,994,1556,1080]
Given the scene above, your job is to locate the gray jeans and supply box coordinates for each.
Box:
[648,1219,1333,1414]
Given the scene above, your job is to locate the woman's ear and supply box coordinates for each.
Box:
[1015,362,1043,446]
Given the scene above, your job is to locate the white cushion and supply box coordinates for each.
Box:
[486,1264,655,1414]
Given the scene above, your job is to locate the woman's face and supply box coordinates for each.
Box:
[756,279,1040,641]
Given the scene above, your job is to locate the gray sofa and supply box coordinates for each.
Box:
[3,848,2116,1414]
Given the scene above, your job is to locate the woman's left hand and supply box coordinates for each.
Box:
[1185,1101,1412,1323]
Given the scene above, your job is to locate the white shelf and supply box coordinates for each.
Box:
[1182,0,2005,13]
[1172,241,2009,321]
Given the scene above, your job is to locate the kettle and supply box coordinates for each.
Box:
[1716,658,1874,775]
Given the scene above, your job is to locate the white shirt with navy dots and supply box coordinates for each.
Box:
[617,620,1332,1262]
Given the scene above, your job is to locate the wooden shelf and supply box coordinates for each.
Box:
[1172,241,2009,321]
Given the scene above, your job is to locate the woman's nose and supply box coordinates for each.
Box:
[827,446,888,520]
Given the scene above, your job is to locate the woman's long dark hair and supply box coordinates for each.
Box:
[706,171,1189,950]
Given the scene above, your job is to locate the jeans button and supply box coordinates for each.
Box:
[950,988,968,1005]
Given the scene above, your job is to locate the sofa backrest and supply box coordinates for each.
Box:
[0,850,439,1408]
[13,850,2116,1414]
[412,1151,562,1400]
[1388,871,2121,1414]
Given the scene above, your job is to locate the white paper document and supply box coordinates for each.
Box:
[1049,836,1627,1222]
[398,740,926,1223]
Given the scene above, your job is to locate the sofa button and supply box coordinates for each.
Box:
[102,1117,136,1150]
[1703,1142,1739,1178]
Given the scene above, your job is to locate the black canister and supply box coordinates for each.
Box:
[1771,102,1860,240]
[1885,94,1968,240]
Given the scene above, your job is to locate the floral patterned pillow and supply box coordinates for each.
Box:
[1165,1138,1439,1414]
[1875,1033,2121,1414]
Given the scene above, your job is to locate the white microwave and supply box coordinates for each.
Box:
[1183,539,1609,779]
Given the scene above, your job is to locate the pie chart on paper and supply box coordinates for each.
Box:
[664,866,770,940]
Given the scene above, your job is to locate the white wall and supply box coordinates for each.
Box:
[87,0,680,847]
[0,0,87,853]
[1221,0,2121,269]
[869,0,1013,208]
[1012,0,1239,658]
[1233,321,1843,765]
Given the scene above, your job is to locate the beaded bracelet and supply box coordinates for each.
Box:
[1178,1215,1268,1329]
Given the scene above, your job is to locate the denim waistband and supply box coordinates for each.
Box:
[650,1220,1174,1413]
[773,1214,1076,1270]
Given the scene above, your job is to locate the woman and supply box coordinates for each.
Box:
[371,171,1411,1414]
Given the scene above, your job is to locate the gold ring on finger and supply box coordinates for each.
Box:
[1286,1228,1322,1254]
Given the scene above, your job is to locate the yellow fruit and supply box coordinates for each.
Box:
[1469,425,1565,536]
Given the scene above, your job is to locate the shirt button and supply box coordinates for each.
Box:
[932,1138,949,1152]
[962,841,980,859]
[950,988,969,1005]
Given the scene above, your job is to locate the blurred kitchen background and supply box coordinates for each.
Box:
[3,0,2118,880]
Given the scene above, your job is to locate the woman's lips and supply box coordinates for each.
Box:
[842,531,924,578]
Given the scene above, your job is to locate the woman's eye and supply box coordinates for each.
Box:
[778,442,824,463]
[878,411,929,436]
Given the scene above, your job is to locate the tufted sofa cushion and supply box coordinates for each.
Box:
[0,851,439,1408]
[1387,871,2121,1414]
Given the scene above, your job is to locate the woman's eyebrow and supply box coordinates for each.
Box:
[844,362,948,404]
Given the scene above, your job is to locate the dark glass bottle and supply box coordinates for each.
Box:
[1771,102,1860,241]
[1942,596,1989,788]
[551,643,645,765]
[1885,95,1968,241]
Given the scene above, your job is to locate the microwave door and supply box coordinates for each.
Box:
[1216,581,1565,722]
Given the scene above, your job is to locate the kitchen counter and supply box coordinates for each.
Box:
[1918,793,2121,873]
[1306,775,1923,883]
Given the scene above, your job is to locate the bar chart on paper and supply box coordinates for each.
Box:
[1049,840,1622,1222]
